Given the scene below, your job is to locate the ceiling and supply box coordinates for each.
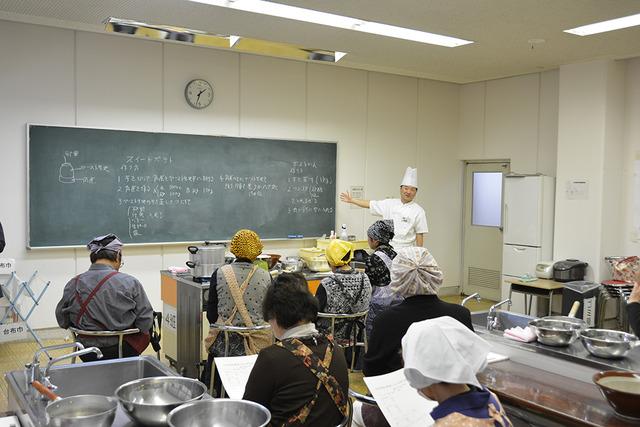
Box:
[1,0,639,83]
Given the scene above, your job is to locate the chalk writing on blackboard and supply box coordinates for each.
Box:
[29,125,336,246]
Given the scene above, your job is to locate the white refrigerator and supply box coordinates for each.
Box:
[501,175,555,314]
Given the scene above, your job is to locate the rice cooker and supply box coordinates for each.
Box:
[535,261,555,279]
[186,242,226,282]
[553,259,588,283]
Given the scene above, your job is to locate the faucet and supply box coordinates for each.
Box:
[43,347,103,382]
[461,292,481,307]
[30,347,103,395]
[487,299,512,331]
[26,342,85,385]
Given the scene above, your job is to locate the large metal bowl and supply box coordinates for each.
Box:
[580,329,640,359]
[46,394,118,427]
[528,316,587,347]
[115,376,207,426]
[167,399,271,427]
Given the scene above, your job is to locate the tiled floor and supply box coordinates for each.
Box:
[0,294,494,413]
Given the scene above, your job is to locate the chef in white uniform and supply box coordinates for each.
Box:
[340,167,428,248]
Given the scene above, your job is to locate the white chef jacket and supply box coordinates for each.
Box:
[369,199,428,248]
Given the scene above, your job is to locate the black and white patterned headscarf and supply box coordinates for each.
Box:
[87,233,123,254]
[367,220,394,244]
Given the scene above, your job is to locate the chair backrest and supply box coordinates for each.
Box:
[68,327,140,358]
[317,310,368,336]
[208,323,272,333]
[349,388,378,406]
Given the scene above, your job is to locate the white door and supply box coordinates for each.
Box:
[462,162,510,301]
[503,176,543,246]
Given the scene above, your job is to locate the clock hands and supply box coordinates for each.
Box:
[195,88,208,106]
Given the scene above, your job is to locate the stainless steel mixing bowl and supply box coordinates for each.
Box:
[529,316,587,346]
[46,394,118,427]
[580,329,640,359]
[167,399,271,427]
[115,376,207,426]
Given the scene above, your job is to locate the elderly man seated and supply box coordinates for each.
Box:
[55,233,154,361]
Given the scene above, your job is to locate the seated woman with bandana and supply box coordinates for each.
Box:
[244,273,350,427]
[55,234,154,361]
[402,317,513,426]
[315,239,372,342]
[202,229,272,388]
[364,219,401,337]
[353,246,473,427]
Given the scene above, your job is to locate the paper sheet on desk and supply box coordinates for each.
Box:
[213,354,258,399]
[363,369,436,427]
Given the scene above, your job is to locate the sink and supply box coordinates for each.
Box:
[471,310,534,332]
[5,356,177,427]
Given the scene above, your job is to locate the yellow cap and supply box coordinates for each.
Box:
[229,229,263,260]
[325,239,354,267]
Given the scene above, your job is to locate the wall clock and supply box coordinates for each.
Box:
[184,79,214,109]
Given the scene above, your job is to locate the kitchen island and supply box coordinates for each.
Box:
[472,311,640,426]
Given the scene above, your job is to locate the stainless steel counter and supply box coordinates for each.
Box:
[471,311,640,425]
[471,311,640,379]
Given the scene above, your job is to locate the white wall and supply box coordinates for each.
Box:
[0,20,461,328]
[458,70,559,175]
[553,59,626,281]
[621,58,640,257]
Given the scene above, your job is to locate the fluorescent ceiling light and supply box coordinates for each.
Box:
[188,0,473,47]
[105,17,346,63]
[564,13,640,36]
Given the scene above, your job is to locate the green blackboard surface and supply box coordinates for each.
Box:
[28,125,336,247]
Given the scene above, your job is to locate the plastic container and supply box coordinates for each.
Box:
[339,224,348,240]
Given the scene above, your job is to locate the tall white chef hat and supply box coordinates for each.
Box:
[401,316,490,389]
[400,166,418,188]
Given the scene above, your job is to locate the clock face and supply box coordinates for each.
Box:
[185,79,214,109]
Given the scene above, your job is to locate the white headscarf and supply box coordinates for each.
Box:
[389,247,443,297]
[401,316,490,389]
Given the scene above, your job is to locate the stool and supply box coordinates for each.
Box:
[68,327,141,359]
[318,310,368,371]
[337,397,353,427]
[207,323,272,397]
[349,388,378,427]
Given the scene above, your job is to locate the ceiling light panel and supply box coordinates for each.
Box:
[564,13,640,36]
[188,0,473,47]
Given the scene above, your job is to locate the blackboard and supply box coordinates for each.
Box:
[28,125,336,248]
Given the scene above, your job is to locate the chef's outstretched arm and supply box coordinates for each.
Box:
[339,191,370,209]
[415,233,424,247]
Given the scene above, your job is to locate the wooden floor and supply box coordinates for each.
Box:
[0,294,494,413]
